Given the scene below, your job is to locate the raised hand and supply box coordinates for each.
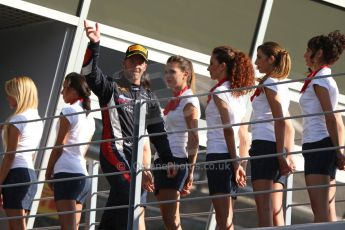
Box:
[84,20,100,43]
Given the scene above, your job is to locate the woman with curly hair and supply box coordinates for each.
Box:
[206,46,254,230]
[300,30,345,222]
[250,42,295,227]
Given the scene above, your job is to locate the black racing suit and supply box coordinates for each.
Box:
[82,42,174,230]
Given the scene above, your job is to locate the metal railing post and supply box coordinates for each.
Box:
[205,204,217,230]
[85,159,99,230]
[127,99,146,230]
[285,173,294,225]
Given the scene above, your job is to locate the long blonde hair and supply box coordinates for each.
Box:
[2,76,39,150]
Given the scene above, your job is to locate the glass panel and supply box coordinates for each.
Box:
[264,0,345,93]
[0,13,76,227]
[23,0,80,15]
[88,0,263,54]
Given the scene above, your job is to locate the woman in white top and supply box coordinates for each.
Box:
[0,76,43,230]
[153,55,200,229]
[206,46,254,230]
[299,31,345,222]
[45,72,95,229]
[250,42,295,227]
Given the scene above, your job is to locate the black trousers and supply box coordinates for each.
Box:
[98,152,130,230]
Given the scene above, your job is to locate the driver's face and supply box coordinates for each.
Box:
[122,55,147,85]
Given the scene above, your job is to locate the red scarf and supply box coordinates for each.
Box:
[250,87,262,102]
[207,78,228,103]
[163,86,189,116]
[69,98,84,105]
[250,76,270,102]
[300,65,329,93]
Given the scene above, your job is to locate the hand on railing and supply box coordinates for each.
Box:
[142,170,154,192]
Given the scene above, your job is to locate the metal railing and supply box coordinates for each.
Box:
[0,72,344,229]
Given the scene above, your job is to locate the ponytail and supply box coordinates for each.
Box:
[81,97,91,116]
[257,42,291,79]
[64,72,92,116]
[212,46,255,97]
[187,61,196,93]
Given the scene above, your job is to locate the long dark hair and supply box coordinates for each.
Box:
[64,72,91,115]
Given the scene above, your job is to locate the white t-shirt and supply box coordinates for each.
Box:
[54,101,96,175]
[299,67,338,143]
[206,81,246,154]
[155,89,200,159]
[9,109,43,169]
[251,77,290,142]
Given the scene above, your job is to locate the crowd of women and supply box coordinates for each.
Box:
[0,22,344,230]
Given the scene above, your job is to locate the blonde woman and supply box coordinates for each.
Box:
[0,76,43,230]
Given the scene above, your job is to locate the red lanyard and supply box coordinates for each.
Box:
[163,86,189,116]
[300,65,329,93]
[207,78,228,103]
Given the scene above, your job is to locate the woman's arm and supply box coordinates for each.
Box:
[238,122,249,171]
[264,88,290,175]
[284,112,296,171]
[335,112,345,169]
[0,125,19,185]
[180,103,199,196]
[314,85,345,170]
[45,117,70,183]
[184,104,199,173]
[335,112,344,152]
[142,138,154,192]
[213,95,246,187]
